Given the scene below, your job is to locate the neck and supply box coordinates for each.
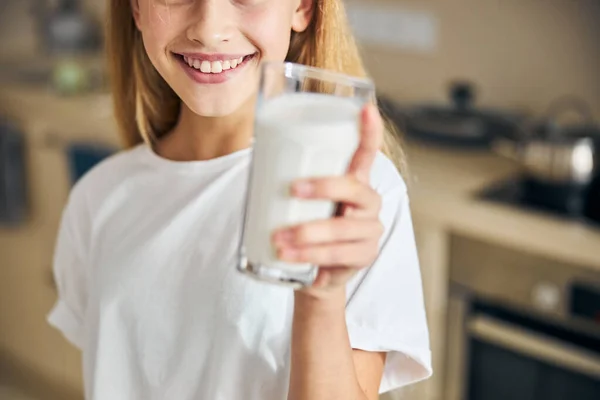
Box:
[156,97,255,162]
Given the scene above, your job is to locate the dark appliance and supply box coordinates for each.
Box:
[478,177,600,227]
[396,82,523,148]
[492,96,600,217]
[445,235,600,400]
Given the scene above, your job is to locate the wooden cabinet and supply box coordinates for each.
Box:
[0,126,85,399]
[382,215,450,400]
[0,84,120,397]
[414,218,451,400]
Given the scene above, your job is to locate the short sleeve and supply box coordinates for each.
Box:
[345,155,432,393]
[47,192,90,350]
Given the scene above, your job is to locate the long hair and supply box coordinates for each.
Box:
[106,0,406,171]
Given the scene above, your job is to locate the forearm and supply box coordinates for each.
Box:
[288,289,367,400]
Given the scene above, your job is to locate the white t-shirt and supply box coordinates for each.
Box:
[48,144,431,400]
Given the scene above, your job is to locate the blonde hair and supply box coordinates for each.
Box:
[106,0,405,171]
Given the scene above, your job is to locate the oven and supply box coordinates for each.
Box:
[444,235,600,400]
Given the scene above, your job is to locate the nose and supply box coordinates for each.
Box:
[186,0,234,48]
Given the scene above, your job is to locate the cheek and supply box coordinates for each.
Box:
[243,8,293,60]
[138,1,184,55]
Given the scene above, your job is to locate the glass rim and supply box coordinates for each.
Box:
[261,61,375,92]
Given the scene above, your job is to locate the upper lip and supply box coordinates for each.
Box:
[174,52,254,61]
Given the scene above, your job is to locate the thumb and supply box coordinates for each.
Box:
[346,104,384,183]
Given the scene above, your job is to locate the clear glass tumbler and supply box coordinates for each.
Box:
[237,62,375,288]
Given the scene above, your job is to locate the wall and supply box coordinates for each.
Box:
[356,0,600,119]
[0,1,37,58]
[3,0,599,118]
[0,0,105,59]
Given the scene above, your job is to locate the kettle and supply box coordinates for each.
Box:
[492,96,600,218]
[493,96,600,187]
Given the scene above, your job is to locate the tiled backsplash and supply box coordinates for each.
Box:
[355,0,600,118]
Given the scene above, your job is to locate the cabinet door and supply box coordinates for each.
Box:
[0,139,83,399]
[412,220,450,400]
[32,136,85,398]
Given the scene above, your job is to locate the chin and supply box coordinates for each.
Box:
[182,88,256,117]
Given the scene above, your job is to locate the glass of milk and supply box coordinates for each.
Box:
[237,62,375,288]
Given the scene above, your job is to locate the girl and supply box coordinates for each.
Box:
[48,0,431,399]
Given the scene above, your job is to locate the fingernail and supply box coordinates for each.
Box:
[278,248,299,261]
[293,180,314,197]
[273,229,294,245]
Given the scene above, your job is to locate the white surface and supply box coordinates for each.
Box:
[245,93,360,271]
[48,145,431,399]
[345,2,438,53]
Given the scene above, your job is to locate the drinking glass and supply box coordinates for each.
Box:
[237,61,375,288]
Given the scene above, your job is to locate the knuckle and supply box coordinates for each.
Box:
[339,218,354,233]
[367,243,380,263]
[296,247,310,262]
[314,221,334,243]
[372,242,380,257]
[373,191,383,210]
[327,221,340,239]
[375,220,385,237]
[317,178,337,197]
[294,225,309,243]
[328,246,345,265]
[352,177,364,197]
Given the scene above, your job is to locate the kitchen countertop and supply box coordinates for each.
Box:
[0,82,119,147]
[406,142,600,271]
[1,82,599,271]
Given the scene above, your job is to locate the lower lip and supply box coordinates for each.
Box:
[176,54,255,85]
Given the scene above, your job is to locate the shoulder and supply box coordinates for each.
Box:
[370,151,407,196]
[64,144,147,218]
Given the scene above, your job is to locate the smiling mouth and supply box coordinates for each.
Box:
[174,53,257,74]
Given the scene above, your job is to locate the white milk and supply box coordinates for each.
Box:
[243,93,361,272]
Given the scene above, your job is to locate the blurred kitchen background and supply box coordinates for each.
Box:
[1,0,599,399]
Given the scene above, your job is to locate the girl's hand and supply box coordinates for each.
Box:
[272,104,385,298]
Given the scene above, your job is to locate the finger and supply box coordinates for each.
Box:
[277,240,380,268]
[272,218,384,247]
[291,176,381,213]
[347,104,384,183]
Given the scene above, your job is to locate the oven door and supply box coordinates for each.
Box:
[463,301,600,400]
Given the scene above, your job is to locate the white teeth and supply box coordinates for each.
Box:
[211,61,223,73]
[184,55,250,73]
[200,60,211,73]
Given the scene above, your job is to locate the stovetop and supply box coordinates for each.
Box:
[478,177,600,228]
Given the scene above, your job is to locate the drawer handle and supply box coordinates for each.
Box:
[468,315,600,379]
